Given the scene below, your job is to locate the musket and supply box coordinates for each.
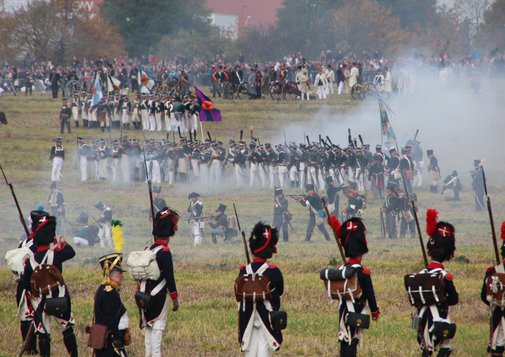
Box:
[250,125,253,139]
[240,129,244,142]
[283,130,287,146]
[322,197,346,264]
[358,134,364,147]
[413,129,419,142]
[441,176,458,195]
[306,135,310,146]
[0,165,30,237]
[400,171,428,266]
[18,321,34,357]
[348,128,353,147]
[207,131,212,142]
[326,136,333,146]
[379,210,386,240]
[233,203,250,264]
[178,127,182,139]
[319,134,322,145]
[482,165,499,265]
[143,149,155,242]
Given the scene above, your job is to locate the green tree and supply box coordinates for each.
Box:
[101,0,211,57]
[477,0,505,50]
[376,0,437,32]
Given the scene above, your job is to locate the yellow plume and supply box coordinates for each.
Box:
[111,220,124,253]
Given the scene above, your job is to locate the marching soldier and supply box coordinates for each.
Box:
[294,184,331,242]
[93,253,130,356]
[273,187,290,242]
[21,215,78,357]
[50,137,65,182]
[427,150,440,193]
[471,160,485,211]
[326,176,341,217]
[78,137,91,181]
[326,215,380,356]
[137,208,179,357]
[481,222,505,356]
[399,146,415,193]
[417,209,459,356]
[237,222,284,355]
[187,192,204,246]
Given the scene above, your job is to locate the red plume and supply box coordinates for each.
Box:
[501,221,505,240]
[426,208,438,236]
[327,215,341,238]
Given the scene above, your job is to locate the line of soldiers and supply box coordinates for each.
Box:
[73,135,430,191]
[65,92,201,134]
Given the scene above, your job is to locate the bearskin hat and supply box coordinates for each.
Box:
[249,222,279,259]
[339,218,368,258]
[152,207,179,238]
[30,210,49,232]
[33,215,57,246]
[426,209,456,262]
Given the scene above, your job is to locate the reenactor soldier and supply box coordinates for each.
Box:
[93,253,130,356]
[326,215,380,356]
[50,137,65,182]
[399,193,417,239]
[135,208,179,357]
[381,183,401,239]
[481,222,505,356]
[273,187,290,242]
[187,192,204,246]
[59,98,72,134]
[209,203,230,243]
[294,184,331,242]
[21,215,78,357]
[471,159,485,211]
[95,201,113,249]
[416,209,459,356]
[399,146,415,193]
[237,222,285,355]
[368,149,385,200]
[342,184,366,219]
[427,150,440,193]
[442,170,462,201]
[326,176,341,217]
[48,182,65,233]
[71,94,80,128]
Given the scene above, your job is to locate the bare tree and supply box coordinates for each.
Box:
[453,0,492,37]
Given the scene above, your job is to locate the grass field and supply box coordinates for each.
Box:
[0,92,504,356]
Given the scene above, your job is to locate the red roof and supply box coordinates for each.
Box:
[207,0,282,32]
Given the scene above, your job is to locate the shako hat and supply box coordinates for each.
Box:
[427,149,434,155]
[152,207,179,237]
[152,186,161,193]
[274,187,283,196]
[216,203,227,212]
[305,183,315,192]
[426,209,456,262]
[325,176,334,184]
[249,222,279,259]
[98,253,125,274]
[33,215,57,246]
[188,192,200,199]
[339,217,368,258]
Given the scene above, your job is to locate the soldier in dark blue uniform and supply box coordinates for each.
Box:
[381,183,401,239]
[137,208,179,357]
[471,159,485,211]
[326,215,380,357]
[93,253,129,357]
[417,209,459,356]
[238,222,284,355]
[294,184,330,242]
[273,187,290,242]
[326,176,341,217]
[59,98,72,134]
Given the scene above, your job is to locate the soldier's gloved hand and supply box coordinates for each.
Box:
[371,310,380,321]
[172,298,179,311]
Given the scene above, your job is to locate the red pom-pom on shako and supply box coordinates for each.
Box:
[501,221,505,240]
[426,208,438,236]
[327,215,341,237]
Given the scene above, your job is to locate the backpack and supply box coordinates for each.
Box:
[485,264,505,307]
[5,244,32,280]
[404,269,446,308]
[320,266,362,301]
[30,251,65,298]
[235,263,273,302]
[126,246,164,281]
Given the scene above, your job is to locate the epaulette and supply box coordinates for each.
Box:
[267,263,277,269]
[162,246,170,252]
[239,264,246,270]
[104,285,113,292]
[445,272,453,281]
[362,267,371,276]
[486,266,495,274]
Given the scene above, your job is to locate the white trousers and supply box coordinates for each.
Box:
[316,85,326,99]
[145,301,168,357]
[245,325,271,357]
[51,157,63,181]
[98,222,112,248]
[79,156,88,181]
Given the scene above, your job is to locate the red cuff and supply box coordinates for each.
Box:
[371,310,380,320]
[169,292,178,300]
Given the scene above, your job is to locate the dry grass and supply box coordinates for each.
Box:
[0,92,502,356]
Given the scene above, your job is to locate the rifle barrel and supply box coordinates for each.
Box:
[0,165,29,236]
[482,167,499,264]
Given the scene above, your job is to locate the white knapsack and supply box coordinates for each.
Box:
[126,246,163,281]
[5,243,32,280]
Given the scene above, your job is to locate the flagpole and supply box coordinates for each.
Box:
[200,119,204,142]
